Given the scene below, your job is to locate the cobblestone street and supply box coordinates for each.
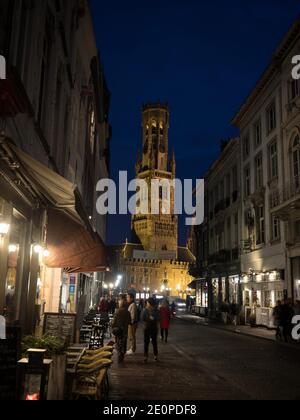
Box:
[110,319,300,400]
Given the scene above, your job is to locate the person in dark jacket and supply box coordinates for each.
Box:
[272,300,282,340]
[160,300,171,343]
[112,296,131,364]
[230,302,239,327]
[142,298,160,363]
[279,299,294,343]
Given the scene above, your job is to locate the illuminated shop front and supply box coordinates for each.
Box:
[193,279,209,317]
[0,139,107,335]
[241,270,286,327]
[291,258,300,302]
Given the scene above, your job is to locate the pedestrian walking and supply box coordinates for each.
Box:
[272,300,282,340]
[160,300,171,343]
[112,295,131,364]
[110,297,117,315]
[221,300,230,325]
[279,299,294,343]
[170,301,176,316]
[142,298,160,363]
[98,297,109,315]
[127,293,138,355]
[230,301,239,327]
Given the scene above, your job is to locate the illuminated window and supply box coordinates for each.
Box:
[159,122,164,136]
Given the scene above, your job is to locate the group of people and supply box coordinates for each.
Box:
[111,294,172,364]
[98,297,117,316]
[220,300,240,326]
[273,299,300,342]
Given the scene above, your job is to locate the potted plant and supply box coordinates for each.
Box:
[22,335,67,400]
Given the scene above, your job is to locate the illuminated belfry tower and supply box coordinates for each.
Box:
[133,103,178,256]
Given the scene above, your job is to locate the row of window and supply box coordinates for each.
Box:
[243,80,300,160]
[208,166,238,213]
[244,139,278,197]
[209,214,239,255]
[251,205,280,246]
[145,121,164,137]
[243,101,277,159]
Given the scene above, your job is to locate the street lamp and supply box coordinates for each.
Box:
[0,223,10,235]
[34,245,43,255]
[8,244,18,253]
[43,249,50,258]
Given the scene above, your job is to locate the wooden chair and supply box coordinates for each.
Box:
[72,358,113,400]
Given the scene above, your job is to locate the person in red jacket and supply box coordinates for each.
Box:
[160,300,171,343]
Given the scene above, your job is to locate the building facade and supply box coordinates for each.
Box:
[190,139,242,318]
[108,104,195,297]
[191,17,300,327]
[0,0,110,334]
[268,17,300,305]
[232,18,300,326]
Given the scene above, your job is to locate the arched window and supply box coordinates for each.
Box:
[152,121,157,135]
[292,134,300,187]
[159,122,164,136]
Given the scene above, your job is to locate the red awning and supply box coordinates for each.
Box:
[45,209,107,273]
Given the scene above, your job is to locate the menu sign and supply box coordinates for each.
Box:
[0,327,21,400]
[43,313,76,345]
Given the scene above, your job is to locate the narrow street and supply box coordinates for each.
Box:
[110,319,300,401]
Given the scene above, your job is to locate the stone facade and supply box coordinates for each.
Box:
[0,0,111,333]
[109,104,195,297]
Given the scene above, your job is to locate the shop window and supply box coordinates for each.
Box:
[4,208,27,322]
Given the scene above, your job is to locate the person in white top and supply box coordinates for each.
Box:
[127,293,138,355]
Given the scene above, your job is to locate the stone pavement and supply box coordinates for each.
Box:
[177,314,277,342]
[177,314,300,348]
[109,319,300,400]
[109,326,247,400]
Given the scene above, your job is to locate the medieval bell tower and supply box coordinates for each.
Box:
[132,103,178,256]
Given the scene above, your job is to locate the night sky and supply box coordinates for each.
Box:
[90,0,300,246]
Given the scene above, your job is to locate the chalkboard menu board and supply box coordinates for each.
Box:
[43,313,76,345]
[0,327,21,401]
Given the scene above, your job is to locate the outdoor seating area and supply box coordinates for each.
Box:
[66,345,114,400]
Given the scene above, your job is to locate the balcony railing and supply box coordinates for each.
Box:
[270,177,300,209]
